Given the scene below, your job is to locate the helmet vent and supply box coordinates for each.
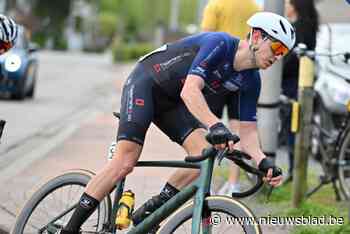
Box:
[279,20,287,34]
[272,29,278,34]
[290,28,295,40]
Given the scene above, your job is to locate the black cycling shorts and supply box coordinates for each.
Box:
[206,92,239,119]
[117,63,205,146]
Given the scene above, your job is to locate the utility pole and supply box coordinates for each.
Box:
[257,0,285,161]
[292,46,315,207]
[169,0,180,32]
[0,0,6,13]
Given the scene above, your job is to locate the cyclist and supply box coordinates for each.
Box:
[0,15,17,142]
[58,12,295,234]
[0,14,18,54]
[201,0,261,196]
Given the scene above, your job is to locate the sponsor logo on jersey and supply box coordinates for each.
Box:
[212,70,222,79]
[192,66,206,76]
[200,61,208,68]
[210,80,221,89]
[223,63,230,70]
[159,52,192,70]
[152,52,192,73]
[135,98,145,106]
[153,64,161,73]
[223,80,239,92]
[127,85,135,121]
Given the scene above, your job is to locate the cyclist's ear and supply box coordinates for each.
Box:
[251,29,261,44]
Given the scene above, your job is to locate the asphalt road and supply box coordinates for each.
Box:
[0,51,134,232]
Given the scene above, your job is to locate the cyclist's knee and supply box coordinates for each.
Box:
[109,140,142,179]
[119,160,135,176]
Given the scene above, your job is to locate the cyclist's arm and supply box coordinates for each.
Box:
[180,75,219,128]
[239,121,265,165]
[238,70,264,164]
[181,34,229,128]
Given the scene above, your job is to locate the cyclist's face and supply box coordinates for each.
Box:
[254,37,278,69]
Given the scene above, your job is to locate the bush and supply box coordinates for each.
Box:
[32,32,47,48]
[112,41,154,62]
[53,35,68,51]
[98,12,118,39]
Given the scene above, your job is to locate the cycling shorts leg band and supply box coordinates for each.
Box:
[117,121,148,146]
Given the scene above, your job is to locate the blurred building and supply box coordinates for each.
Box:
[316,0,350,23]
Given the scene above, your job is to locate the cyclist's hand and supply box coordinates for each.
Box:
[258,158,283,187]
[207,122,239,152]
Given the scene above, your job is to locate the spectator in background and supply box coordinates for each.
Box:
[282,0,319,183]
[201,0,260,195]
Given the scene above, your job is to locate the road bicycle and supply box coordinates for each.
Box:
[279,45,350,200]
[12,112,271,234]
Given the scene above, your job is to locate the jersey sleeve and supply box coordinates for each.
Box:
[201,2,218,31]
[188,34,229,81]
[238,70,261,122]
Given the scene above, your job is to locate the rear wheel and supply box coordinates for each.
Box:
[338,128,350,200]
[12,170,112,234]
[157,196,261,234]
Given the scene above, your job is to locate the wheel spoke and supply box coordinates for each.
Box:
[14,174,109,234]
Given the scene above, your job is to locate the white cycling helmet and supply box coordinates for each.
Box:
[247,12,296,50]
[0,14,18,44]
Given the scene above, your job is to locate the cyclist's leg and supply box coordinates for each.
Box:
[62,141,143,233]
[60,65,154,234]
[132,104,208,225]
[85,140,142,199]
[168,128,209,187]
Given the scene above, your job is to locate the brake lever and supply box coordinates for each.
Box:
[217,148,228,166]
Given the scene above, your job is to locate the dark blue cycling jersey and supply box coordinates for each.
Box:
[140,32,261,121]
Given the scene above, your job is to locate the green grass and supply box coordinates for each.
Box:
[269,174,349,234]
[215,162,350,234]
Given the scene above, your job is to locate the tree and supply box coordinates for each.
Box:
[33,0,71,49]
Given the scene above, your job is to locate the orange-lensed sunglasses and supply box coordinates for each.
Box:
[261,31,289,57]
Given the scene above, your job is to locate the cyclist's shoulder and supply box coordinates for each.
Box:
[203,31,233,40]
[199,32,238,50]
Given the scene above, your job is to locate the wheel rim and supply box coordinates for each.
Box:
[167,210,250,234]
[21,183,108,234]
[338,132,350,199]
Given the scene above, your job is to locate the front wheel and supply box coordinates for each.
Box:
[12,170,112,234]
[157,196,261,234]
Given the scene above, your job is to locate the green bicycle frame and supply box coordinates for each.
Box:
[111,156,216,234]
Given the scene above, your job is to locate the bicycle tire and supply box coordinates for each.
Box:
[12,170,112,234]
[338,127,350,200]
[157,196,261,234]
